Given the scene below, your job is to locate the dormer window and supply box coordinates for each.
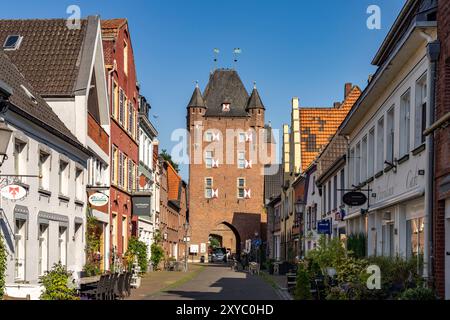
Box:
[3,35,23,50]
[222,102,230,112]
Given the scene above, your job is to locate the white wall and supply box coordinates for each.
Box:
[1,112,89,297]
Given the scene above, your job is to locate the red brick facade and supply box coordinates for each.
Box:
[188,70,269,260]
[87,113,109,155]
[159,161,188,260]
[434,0,450,299]
[102,19,139,260]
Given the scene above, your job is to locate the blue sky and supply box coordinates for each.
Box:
[1,0,405,180]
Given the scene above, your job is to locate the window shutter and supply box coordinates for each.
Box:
[212,159,219,168]
[212,188,219,198]
[245,132,253,142]
[212,133,220,141]
[244,188,251,199]
[245,159,252,169]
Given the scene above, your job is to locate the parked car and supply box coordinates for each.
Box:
[211,248,226,262]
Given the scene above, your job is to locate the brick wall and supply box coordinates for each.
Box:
[102,21,140,263]
[188,110,267,258]
[87,113,109,155]
[434,0,450,299]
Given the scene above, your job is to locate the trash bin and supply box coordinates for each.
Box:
[200,255,205,263]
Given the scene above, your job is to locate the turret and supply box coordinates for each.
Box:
[246,83,265,127]
[187,83,206,129]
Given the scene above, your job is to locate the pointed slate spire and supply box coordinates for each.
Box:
[246,82,265,110]
[188,82,206,108]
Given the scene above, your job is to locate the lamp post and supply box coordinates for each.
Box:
[295,200,304,259]
[183,221,190,272]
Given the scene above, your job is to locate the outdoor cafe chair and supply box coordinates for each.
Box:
[124,272,132,297]
[83,274,109,300]
[114,273,126,299]
[106,273,119,300]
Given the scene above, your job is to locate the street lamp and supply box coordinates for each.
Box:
[183,221,190,272]
[295,200,304,259]
[0,80,13,167]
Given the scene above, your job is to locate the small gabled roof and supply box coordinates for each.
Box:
[203,69,249,117]
[0,18,91,96]
[187,86,206,108]
[0,52,89,154]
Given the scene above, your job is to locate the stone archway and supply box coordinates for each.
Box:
[209,221,241,256]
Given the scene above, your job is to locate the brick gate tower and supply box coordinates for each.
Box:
[187,69,272,261]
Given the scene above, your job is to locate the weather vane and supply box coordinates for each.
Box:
[233,48,241,69]
[213,48,219,71]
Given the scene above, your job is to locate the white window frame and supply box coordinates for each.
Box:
[237,178,245,199]
[414,73,427,148]
[368,127,375,177]
[205,177,213,198]
[376,116,384,172]
[386,106,395,164]
[205,150,213,168]
[238,151,245,169]
[399,89,411,157]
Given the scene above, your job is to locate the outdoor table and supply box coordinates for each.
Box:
[78,275,101,286]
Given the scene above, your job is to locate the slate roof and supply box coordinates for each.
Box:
[187,86,206,108]
[247,87,265,110]
[299,86,361,172]
[203,69,250,117]
[0,52,86,152]
[0,19,89,96]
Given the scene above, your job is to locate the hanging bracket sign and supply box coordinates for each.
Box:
[89,192,109,207]
[342,191,367,206]
[1,184,27,200]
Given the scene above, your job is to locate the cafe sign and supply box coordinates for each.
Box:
[342,191,367,206]
[132,195,151,216]
[1,184,27,200]
[88,192,109,207]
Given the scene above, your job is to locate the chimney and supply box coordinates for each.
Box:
[292,97,299,109]
[344,83,352,99]
[333,102,341,108]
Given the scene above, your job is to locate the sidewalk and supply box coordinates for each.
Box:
[259,271,294,300]
[127,264,205,300]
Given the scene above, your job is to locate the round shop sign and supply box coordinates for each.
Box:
[89,192,109,207]
[342,191,367,206]
[1,184,27,200]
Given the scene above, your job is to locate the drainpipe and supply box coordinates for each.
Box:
[423,39,440,283]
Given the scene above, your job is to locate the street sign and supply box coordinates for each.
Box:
[317,219,332,235]
[1,184,26,200]
[88,192,109,207]
[342,191,367,206]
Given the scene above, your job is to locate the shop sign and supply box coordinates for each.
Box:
[1,184,27,200]
[342,191,367,206]
[88,192,109,207]
[132,195,151,216]
[317,219,332,235]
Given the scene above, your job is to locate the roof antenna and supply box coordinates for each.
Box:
[253,81,257,89]
[195,80,199,88]
[213,48,220,72]
[233,48,241,69]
